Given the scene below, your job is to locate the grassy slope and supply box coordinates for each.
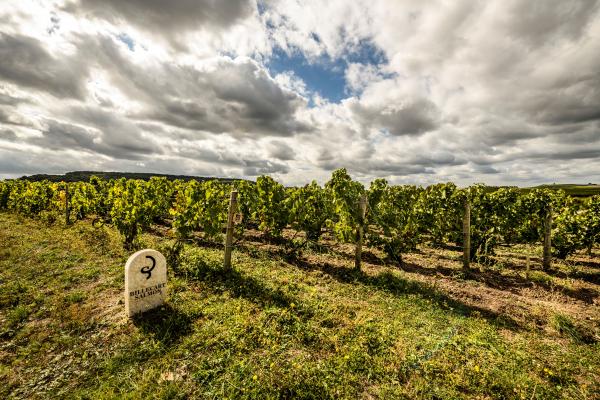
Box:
[0,212,599,399]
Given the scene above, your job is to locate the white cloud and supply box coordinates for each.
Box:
[1,0,600,185]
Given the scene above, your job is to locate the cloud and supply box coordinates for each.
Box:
[345,63,385,93]
[138,57,311,137]
[0,87,28,106]
[68,35,311,138]
[242,159,290,176]
[32,111,157,160]
[0,33,88,99]
[494,0,599,48]
[0,128,17,142]
[265,140,296,161]
[65,0,254,42]
[1,0,600,186]
[348,97,440,136]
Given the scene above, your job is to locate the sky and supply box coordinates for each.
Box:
[1,0,600,186]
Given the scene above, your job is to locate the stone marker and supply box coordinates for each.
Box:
[125,249,167,317]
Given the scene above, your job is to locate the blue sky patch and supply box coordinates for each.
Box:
[268,48,346,103]
[266,39,389,104]
[345,39,387,66]
[117,33,135,51]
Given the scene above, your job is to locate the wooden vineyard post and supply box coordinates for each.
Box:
[354,193,367,271]
[224,190,238,270]
[64,182,70,226]
[463,199,470,269]
[543,206,552,270]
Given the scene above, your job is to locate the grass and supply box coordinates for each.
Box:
[0,212,599,399]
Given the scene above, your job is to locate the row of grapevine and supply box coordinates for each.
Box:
[1,170,599,263]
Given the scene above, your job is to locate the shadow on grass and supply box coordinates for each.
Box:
[233,245,530,331]
[299,239,423,269]
[399,260,598,304]
[465,268,598,304]
[419,251,463,264]
[132,303,193,345]
[312,245,390,267]
[497,251,600,270]
[284,255,525,332]
[568,270,600,285]
[237,229,295,246]
[325,242,600,304]
[572,258,600,269]
[180,254,311,317]
[429,242,462,252]
[493,256,600,286]
[187,240,595,334]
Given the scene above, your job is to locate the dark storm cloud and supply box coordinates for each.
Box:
[500,0,599,47]
[210,61,310,135]
[145,61,310,136]
[28,113,156,160]
[314,149,336,171]
[0,33,88,99]
[0,150,35,174]
[242,159,289,176]
[361,161,432,176]
[31,119,97,150]
[315,147,463,177]
[534,97,600,126]
[532,148,600,161]
[176,145,242,166]
[348,98,440,136]
[266,140,295,160]
[66,0,254,43]
[359,152,465,176]
[552,124,600,144]
[0,128,17,142]
[173,143,290,175]
[467,140,600,167]
[472,120,547,147]
[64,107,158,158]
[472,164,500,174]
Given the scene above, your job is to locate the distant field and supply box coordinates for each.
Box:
[480,184,600,197]
[530,184,600,197]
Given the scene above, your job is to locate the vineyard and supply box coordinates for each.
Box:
[1,169,599,266]
[1,169,599,398]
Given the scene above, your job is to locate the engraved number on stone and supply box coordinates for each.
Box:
[141,255,156,280]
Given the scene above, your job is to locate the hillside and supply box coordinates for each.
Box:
[19,171,243,183]
[531,184,600,198]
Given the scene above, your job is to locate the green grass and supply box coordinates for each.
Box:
[0,212,599,399]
